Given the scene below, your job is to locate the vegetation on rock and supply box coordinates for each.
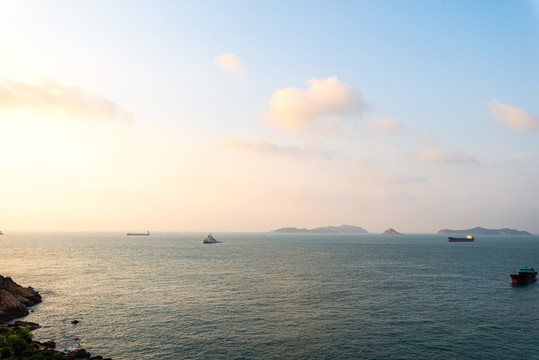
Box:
[0,328,66,359]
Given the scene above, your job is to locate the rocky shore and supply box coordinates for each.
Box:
[0,275,111,360]
[0,275,42,323]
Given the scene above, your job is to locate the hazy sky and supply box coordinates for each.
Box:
[1,0,538,233]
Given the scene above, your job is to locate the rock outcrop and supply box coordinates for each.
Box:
[382,228,401,235]
[0,275,42,324]
[66,348,112,360]
[0,320,41,335]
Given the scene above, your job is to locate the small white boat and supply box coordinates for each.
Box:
[203,233,221,244]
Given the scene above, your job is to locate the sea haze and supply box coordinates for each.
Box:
[2,232,539,359]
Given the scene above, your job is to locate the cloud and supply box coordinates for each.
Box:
[373,187,413,202]
[214,53,245,76]
[372,117,402,134]
[418,129,436,145]
[264,76,364,132]
[348,156,370,167]
[487,99,539,131]
[0,77,133,122]
[222,137,301,156]
[221,137,337,159]
[415,147,477,164]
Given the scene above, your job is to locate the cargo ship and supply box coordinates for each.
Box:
[448,235,474,242]
[127,231,150,236]
[510,267,537,285]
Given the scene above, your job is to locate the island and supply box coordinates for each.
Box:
[382,228,401,235]
[270,224,368,234]
[437,227,532,236]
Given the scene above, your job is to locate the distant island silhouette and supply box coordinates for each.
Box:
[437,226,531,236]
[270,224,368,234]
[383,228,401,235]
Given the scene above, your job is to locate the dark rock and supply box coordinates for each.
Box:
[0,320,41,334]
[67,348,91,359]
[72,319,80,324]
[8,320,41,330]
[0,275,42,324]
[41,340,57,349]
[33,340,57,350]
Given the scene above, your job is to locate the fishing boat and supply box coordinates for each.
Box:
[510,267,537,285]
[203,233,221,244]
[127,231,150,236]
[448,235,474,242]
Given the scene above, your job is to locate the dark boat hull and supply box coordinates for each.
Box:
[511,274,537,285]
[448,237,474,242]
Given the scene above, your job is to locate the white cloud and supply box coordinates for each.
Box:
[487,99,539,131]
[221,137,336,160]
[264,76,364,132]
[415,147,477,164]
[214,53,245,76]
[0,77,133,122]
[372,117,402,134]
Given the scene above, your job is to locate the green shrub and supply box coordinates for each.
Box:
[0,328,66,360]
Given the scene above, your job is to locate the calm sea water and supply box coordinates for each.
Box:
[2,232,539,359]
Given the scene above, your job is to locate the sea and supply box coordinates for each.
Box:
[2,232,539,360]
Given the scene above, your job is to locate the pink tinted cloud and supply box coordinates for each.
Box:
[372,117,402,134]
[487,99,539,131]
[264,76,363,132]
[221,137,337,160]
[214,53,245,76]
[415,147,477,164]
[0,77,133,122]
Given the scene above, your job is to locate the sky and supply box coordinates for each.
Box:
[1,0,538,233]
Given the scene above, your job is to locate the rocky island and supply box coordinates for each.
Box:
[382,228,401,235]
[270,224,368,234]
[437,227,532,236]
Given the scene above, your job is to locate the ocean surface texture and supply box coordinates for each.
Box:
[2,232,539,359]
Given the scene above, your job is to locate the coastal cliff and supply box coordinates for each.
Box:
[0,275,42,324]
